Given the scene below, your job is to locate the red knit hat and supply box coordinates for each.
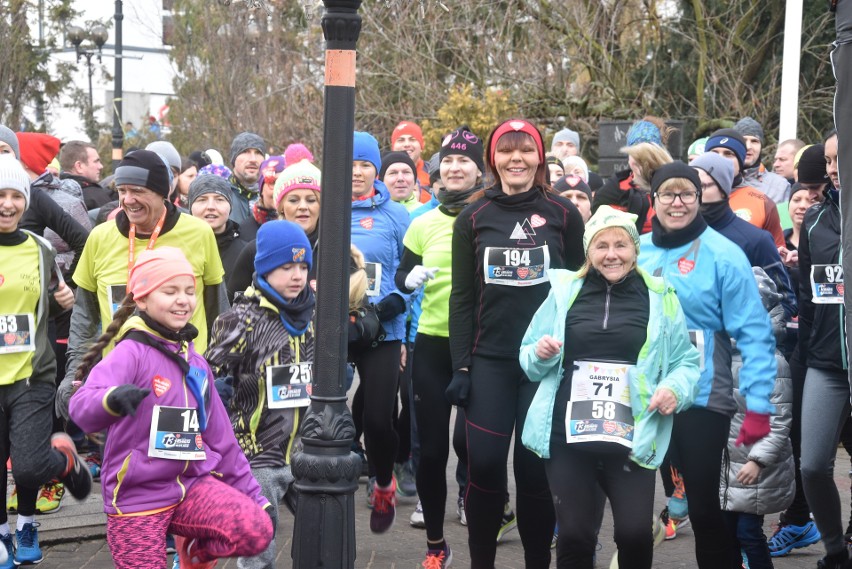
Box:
[391,121,424,149]
[15,132,60,175]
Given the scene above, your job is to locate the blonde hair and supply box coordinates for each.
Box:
[349,245,368,312]
[620,143,673,191]
[576,227,638,280]
[656,177,698,195]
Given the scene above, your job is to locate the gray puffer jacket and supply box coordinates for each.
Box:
[720,267,795,516]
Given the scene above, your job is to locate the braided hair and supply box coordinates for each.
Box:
[74,293,137,384]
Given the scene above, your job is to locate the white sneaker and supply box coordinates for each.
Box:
[410,500,426,528]
[456,496,467,526]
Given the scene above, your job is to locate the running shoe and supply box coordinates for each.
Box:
[370,478,397,534]
[35,482,65,514]
[175,535,217,569]
[410,500,426,528]
[85,453,102,481]
[15,522,42,565]
[0,533,12,569]
[51,433,93,500]
[422,545,452,568]
[816,549,851,569]
[456,496,467,526]
[496,502,517,543]
[659,506,690,540]
[394,461,417,497]
[768,520,821,557]
[6,487,16,514]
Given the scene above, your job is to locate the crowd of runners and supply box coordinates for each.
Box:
[0,15,851,560]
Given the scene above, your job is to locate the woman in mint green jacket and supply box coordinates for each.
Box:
[519,206,700,569]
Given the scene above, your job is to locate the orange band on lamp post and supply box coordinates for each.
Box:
[325,50,356,87]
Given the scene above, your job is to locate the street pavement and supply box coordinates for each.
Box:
[25,431,847,567]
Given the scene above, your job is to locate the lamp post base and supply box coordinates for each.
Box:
[291,400,360,567]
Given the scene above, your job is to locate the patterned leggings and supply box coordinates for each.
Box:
[107,476,273,568]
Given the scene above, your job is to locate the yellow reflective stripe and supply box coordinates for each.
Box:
[111,452,133,515]
[102,387,122,417]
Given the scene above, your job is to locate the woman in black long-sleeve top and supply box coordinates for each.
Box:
[447,118,585,569]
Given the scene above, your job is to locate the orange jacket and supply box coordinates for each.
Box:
[729,184,785,248]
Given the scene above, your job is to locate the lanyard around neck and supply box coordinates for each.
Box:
[127,207,167,277]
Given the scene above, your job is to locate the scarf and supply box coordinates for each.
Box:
[650,213,708,249]
[254,275,316,336]
[435,183,484,213]
[138,310,199,343]
[699,200,733,228]
[252,201,276,226]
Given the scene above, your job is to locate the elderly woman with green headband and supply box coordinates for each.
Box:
[519,205,700,569]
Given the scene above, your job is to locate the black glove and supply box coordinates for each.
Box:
[445,369,471,408]
[215,376,235,408]
[352,305,381,341]
[106,385,151,417]
[374,294,406,322]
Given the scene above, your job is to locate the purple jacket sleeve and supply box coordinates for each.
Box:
[68,341,141,433]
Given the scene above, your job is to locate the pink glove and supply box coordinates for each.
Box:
[735,411,770,446]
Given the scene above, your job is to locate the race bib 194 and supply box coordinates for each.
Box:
[483,246,550,287]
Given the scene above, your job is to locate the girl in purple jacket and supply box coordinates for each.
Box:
[69,247,272,569]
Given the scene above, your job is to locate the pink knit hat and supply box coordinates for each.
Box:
[128,247,196,298]
[273,159,322,208]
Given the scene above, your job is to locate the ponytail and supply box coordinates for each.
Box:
[349,245,368,312]
[74,293,137,384]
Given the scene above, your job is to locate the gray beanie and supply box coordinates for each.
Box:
[0,125,20,159]
[552,128,580,152]
[188,173,233,208]
[146,140,182,172]
[0,155,32,209]
[691,152,734,197]
[733,117,765,145]
[229,132,266,166]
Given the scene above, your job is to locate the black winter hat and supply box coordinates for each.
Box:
[553,174,591,199]
[797,144,828,185]
[439,126,485,175]
[650,161,702,196]
[114,149,171,198]
[379,151,417,181]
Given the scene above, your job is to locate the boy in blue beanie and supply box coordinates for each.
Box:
[206,219,316,568]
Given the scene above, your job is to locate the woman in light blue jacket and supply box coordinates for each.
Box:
[520,206,700,569]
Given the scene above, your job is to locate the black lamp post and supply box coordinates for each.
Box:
[67,23,108,143]
[111,0,124,170]
[290,1,362,567]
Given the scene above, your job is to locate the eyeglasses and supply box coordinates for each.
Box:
[655,191,698,205]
